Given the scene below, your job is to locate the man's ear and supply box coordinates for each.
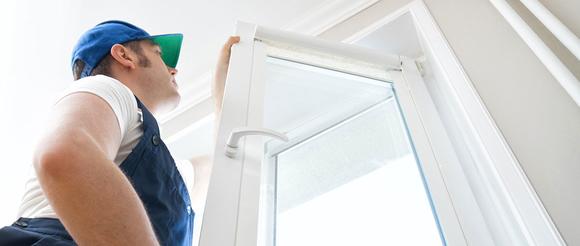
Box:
[110,44,136,70]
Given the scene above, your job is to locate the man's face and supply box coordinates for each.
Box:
[135,40,181,113]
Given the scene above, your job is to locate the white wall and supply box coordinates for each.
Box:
[320,0,580,245]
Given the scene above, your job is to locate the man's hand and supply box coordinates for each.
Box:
[212,36,240,112]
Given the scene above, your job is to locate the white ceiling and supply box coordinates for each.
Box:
[355,13,423,58]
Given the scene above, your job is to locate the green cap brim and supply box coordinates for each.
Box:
[150,34,183,68]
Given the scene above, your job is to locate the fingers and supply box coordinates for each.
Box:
[227,36,240,46]
[218,36,241,65]
[229,35,240,43]
[222,36,240,51]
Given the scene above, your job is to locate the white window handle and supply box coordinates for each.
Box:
[225,127,289,158]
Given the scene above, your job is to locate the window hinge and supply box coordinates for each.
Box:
[414,56,427,76]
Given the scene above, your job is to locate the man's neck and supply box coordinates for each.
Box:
[107,75,161,116]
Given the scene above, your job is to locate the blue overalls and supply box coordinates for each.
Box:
[0,97,194,245]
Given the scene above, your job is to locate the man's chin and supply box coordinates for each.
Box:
[157,93,181,116]
[168,93,181,111]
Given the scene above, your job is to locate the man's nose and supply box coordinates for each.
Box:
[168,67,178,75]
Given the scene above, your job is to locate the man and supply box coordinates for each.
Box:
[0,20,239,245]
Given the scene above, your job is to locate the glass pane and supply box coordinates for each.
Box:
[262,58,392,133]
[261,58,445,245]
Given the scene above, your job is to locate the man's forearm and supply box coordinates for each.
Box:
[212,36,240,115]
[212,66,226,113]
[36,147,159,245]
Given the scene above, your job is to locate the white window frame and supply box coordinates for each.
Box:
[200,21,482,246]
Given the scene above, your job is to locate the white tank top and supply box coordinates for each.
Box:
[17,75,144,218]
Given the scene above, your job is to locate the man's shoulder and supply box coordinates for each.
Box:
[56,75,140,137]
[59,75,137,107]
[73,75,134,95]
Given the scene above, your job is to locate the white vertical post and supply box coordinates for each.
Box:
[489,0,580,107]
[520,0,580,60]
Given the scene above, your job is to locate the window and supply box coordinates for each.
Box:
[199,22,464,246]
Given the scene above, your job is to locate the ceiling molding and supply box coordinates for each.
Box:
[283,0,379,36]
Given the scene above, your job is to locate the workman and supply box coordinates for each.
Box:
[0,20,239,245]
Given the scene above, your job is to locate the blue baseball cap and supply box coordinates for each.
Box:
[71,20,183,79]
